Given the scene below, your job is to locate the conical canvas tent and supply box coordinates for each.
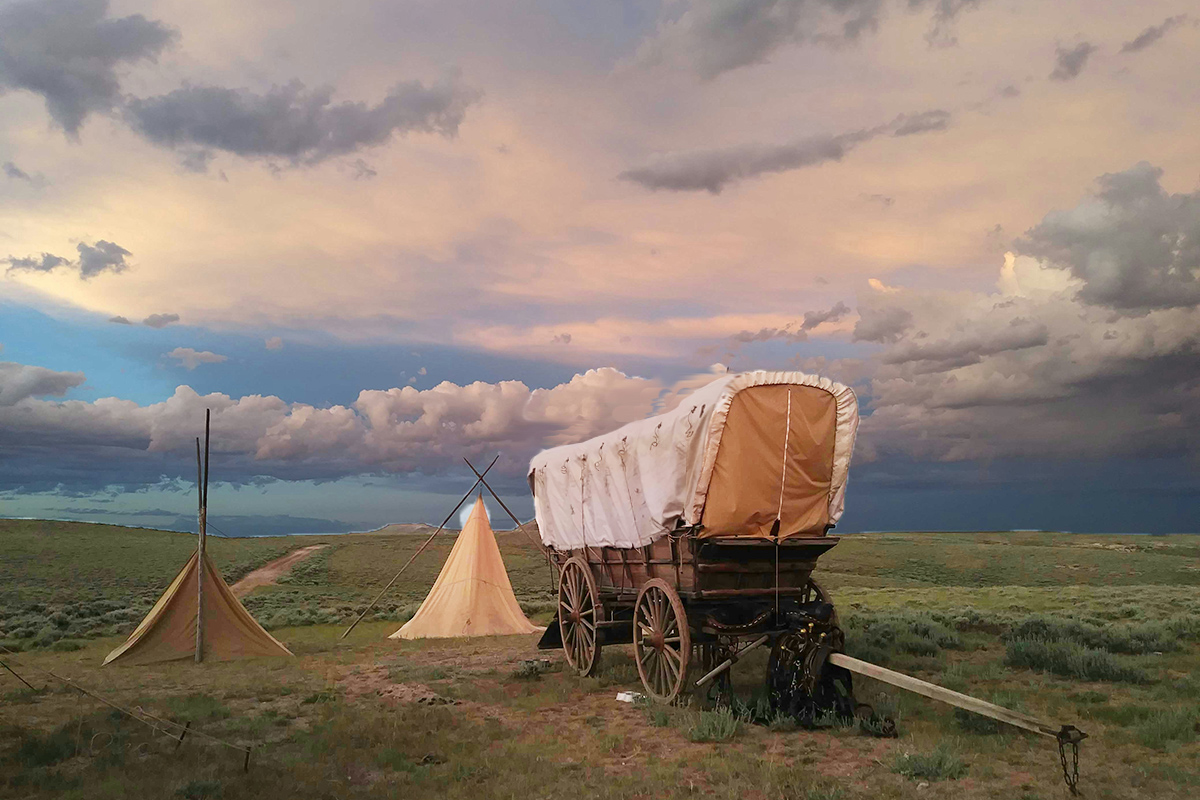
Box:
[105,410,291,666]
[391,496,540,640]
[104,551,292,665]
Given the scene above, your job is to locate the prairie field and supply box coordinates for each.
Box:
[2,520,1199,799]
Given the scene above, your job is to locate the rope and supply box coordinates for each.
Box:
[776,388,792,521]
[0,644,253,762]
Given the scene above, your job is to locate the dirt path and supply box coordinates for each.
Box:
[231,545,328,597]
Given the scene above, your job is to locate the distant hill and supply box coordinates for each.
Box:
[368,523,444,536]
[366,520,538,536]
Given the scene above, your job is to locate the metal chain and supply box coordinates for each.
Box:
[1057,727,1083,795]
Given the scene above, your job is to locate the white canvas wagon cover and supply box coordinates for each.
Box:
[529,370,858,551]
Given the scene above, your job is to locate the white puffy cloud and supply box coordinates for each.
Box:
[167,347,227,369]
[0,368,675,491]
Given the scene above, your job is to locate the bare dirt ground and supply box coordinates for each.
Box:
[231,545,328,597]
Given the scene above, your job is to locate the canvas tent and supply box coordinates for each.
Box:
[529,370,859,549]
[391,496,540,640]
[105,410,291,666]
[103,550,292,665]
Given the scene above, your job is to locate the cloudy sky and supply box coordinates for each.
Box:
[2,0,1197,535]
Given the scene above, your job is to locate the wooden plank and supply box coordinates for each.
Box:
[694,587,813,598]
[828,653,1061,738]
[696,562,813,574]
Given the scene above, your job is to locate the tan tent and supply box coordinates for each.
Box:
[391,496,540,640]
[104,550,292,666]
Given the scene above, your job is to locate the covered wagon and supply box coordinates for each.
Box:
[528,369,1088,794]
[530,370,857,706]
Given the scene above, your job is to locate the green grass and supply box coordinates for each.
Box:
[684,707,741,742]
[2,523,1200,799]
[891,744,969,780]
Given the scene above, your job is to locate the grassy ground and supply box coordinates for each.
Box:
[2,522,1199,799]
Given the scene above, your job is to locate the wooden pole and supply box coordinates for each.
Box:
[196,409,211,663]
[828,653,1068,738]
[693,635,770,689]
[338,455,499,640]
[195,435,203,663]
[0,658,40,692]
[463,457,557,592]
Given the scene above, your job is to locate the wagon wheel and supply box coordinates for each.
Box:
[800,577,839,626]
[634,579,692,703]
[558,557,603,676]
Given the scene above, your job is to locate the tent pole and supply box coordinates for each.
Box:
[197,409,211,663]
[195,435,203,664]
[338,455,499,640]
[463,457,556,590]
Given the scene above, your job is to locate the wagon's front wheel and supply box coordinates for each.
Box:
[558,557,603,677]
[634,579,691,703]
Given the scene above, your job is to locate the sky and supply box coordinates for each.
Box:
[1,0,1197,535]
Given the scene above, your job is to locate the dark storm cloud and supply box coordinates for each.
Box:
[124,78,480,166]
[108,315,132,324]
[1121,15,1188,53]
[142,312,179,328]
[3,161,32,181]
[1016,161,1200,312]
[881,318,1049,367]
[910,0,985,47]
[632,0,985,79]
[802,300,851,329]
[350,159,378,180]
[846,164,1200,465]
[4,252,70,274]
[5,240,130,279]
[853,305,913,342]
[620,111,949,193]
[0,362,84,406]
[0,0,176,135]
[891,109,951,136]
[1049,42,1097,81]
[76,239,130,277]
[730,301,851,345]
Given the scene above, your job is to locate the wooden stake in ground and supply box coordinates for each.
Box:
[338,455,500,640]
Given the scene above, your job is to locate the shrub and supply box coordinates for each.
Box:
[1134,707,1199,751]
[175,779,223,799]
[1004,638,1151,684]
[509,660,550,680]
[1005,616,1177,655]
[891,745,968,781]
[644,706,673,728]
[11,724,79,767]
[686,707,741,742]
[844,612,963,665]
[955,692,1022,735]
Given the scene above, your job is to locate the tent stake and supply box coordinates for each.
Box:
[338,455,499,639]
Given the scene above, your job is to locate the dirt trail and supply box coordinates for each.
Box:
[231,545,328,597]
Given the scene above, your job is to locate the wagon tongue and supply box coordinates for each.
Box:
[826,653,1088,795]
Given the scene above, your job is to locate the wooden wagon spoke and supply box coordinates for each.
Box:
[558,557,603,677]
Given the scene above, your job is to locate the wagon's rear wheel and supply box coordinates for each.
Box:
[634,579,691,703]
[558,557,603,676]
[800,577,838,626]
